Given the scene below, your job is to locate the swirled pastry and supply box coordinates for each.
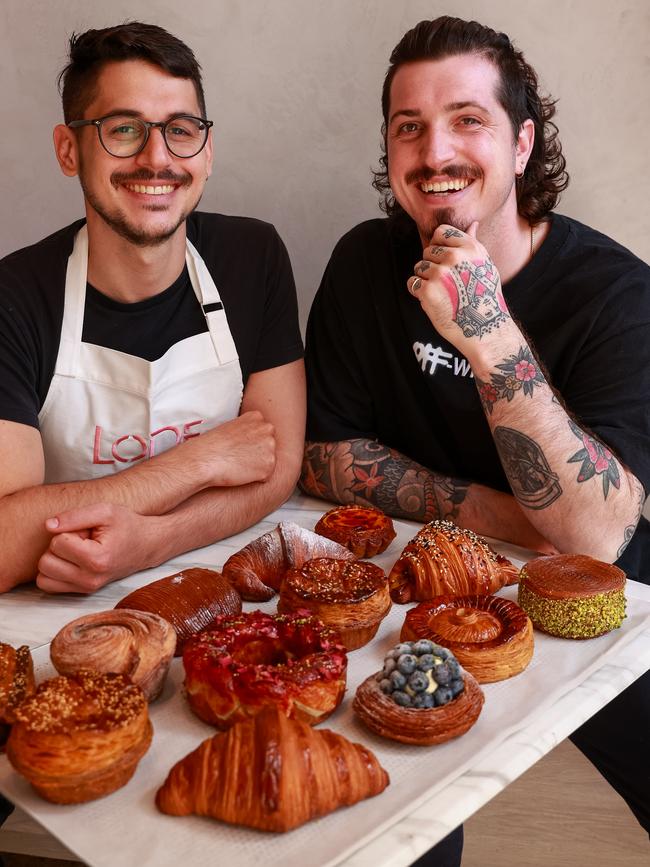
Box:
[1,644,35,746]
[50,609,176,701]
[389,520,518,603]
[7,670,152,804]
[314,505,396,557]
[116,567,241,655]
[156,705,389,831]
[222,521,355,601]
[278,557,391,650]
[518,554,626,638]
[401,595,534,682]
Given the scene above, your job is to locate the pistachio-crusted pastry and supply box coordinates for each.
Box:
[401,595,534,682]
[389,520,518,603]
[353,640,483,745]
[278,557,391,650]
[314,505,396,557]
[0,644,35,747]
[518,554,626,639]
[6,670,152,804]
[156,705,389,831]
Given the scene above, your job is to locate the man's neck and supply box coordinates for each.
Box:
[85,216,188,303]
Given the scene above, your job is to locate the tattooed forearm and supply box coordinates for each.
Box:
[442,257,507,338]
[616,477,646,559]
[493,426,562,510]
[475,345,547,415]
[300,439,469,523]
[567,419,621,500]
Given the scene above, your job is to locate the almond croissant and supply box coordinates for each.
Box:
[222,521,355,601]
[156,705,389,831]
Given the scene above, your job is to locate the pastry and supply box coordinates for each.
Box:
[6,670,152,804]
[115,567,241,655]
[518,554,626,638]
[183,611,347,729]
[50,609,176,701]
[222,521,355,601]
[278,557,391,650]
[389,520,518,603]
[314,504,396,557]
[0,644,35,747]
[156,705,389,831]
[401,595,534,682]
[353,640,483,745]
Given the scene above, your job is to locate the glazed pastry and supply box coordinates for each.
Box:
[401,595,534,682]
[6,670,152,804]
[353,640,483,745]
[314,504,396,557]
[389,520,518,603]
[278,557,391,650]
[50,609,176,701]
[183,611,347,729]
[115,567,241,655]
[0,644,35,746]
[518,554,626,639]
[156,705,389,831]
[222,521,355,601]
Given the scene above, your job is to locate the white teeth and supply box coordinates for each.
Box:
[126,184,174,195]
[419,178,470,193]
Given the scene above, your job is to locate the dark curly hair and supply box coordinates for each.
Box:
[373,16,569,224]
[58,22,206,123]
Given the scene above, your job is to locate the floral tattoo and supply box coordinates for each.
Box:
[442,257,508,338]
[475,346,546,415]
[567,420,620,499]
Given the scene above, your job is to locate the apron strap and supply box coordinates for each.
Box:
[55,225,89,377]
[185,238,239,365]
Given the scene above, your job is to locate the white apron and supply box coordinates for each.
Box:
[38,226,244,483]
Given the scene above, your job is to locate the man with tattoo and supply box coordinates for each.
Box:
[301,16,650,867]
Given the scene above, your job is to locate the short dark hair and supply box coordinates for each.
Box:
[58,22,206,123]
[373,16,569,224]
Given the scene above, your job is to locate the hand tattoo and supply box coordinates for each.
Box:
[475,346,546,415]
[442,228,463,239]
[416,260,431,274]
[567,419,621,499]
[494,426,562,510]
[429,246,445,256]
[442,257,508,338]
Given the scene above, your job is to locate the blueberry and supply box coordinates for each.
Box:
[392,690,413,707]
[434,686,453,706]
[393,642,413,657]
[447,658,461,678]
[432,645,450,660]
[417,654,435,671]
[396,653,417,675]
[379,678,392,694]
[382,657,396,676]
[432,662,451,686]
[412,639,435,655]
[450,677,465,698]
[389,670,407,690]
[408,670,429,693]
[412,692,435,709]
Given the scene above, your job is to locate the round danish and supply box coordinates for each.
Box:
[183,611,347,729]
[278,557,391,650]
[353,640,483,745]
[6,670,152,804]
[518,554,626,639]
[314,505,396,557]
[51,609,176,701]
[401,595,534,682]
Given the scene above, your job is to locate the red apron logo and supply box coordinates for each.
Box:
[92,420,204,464]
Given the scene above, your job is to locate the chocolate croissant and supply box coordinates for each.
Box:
[156,705,389,831]
[389,520,518,603]
[1,644,35,746]
[116,567,241,655]
[222,521,355,601]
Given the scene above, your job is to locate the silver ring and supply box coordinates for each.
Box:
[411,277,422,293]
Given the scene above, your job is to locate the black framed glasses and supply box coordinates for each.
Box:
[67,114,213,158]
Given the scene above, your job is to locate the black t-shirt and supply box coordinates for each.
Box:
[305,214,650,580]
[0,212,303,429]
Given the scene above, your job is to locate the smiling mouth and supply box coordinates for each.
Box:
[419,178,472,194]
[124,183,176,195]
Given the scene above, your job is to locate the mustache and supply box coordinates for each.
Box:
[405,165,483,185]
[110,168,193,187]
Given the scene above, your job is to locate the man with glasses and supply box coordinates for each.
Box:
[0,22,305,594]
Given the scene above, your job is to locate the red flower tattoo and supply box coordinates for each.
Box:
[352,464,385,498]
[567,419,621,499]
[475,346,545,414]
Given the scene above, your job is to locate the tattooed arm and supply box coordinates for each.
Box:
[407,222,645,561]
[300,438,559,553]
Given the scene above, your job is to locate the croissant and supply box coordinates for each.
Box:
[50,610,176,701]
[156,705,389,831]
[1,644,35,746]
[116,567,241,655]
[222,521,355,601]
[389,520,518,603]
